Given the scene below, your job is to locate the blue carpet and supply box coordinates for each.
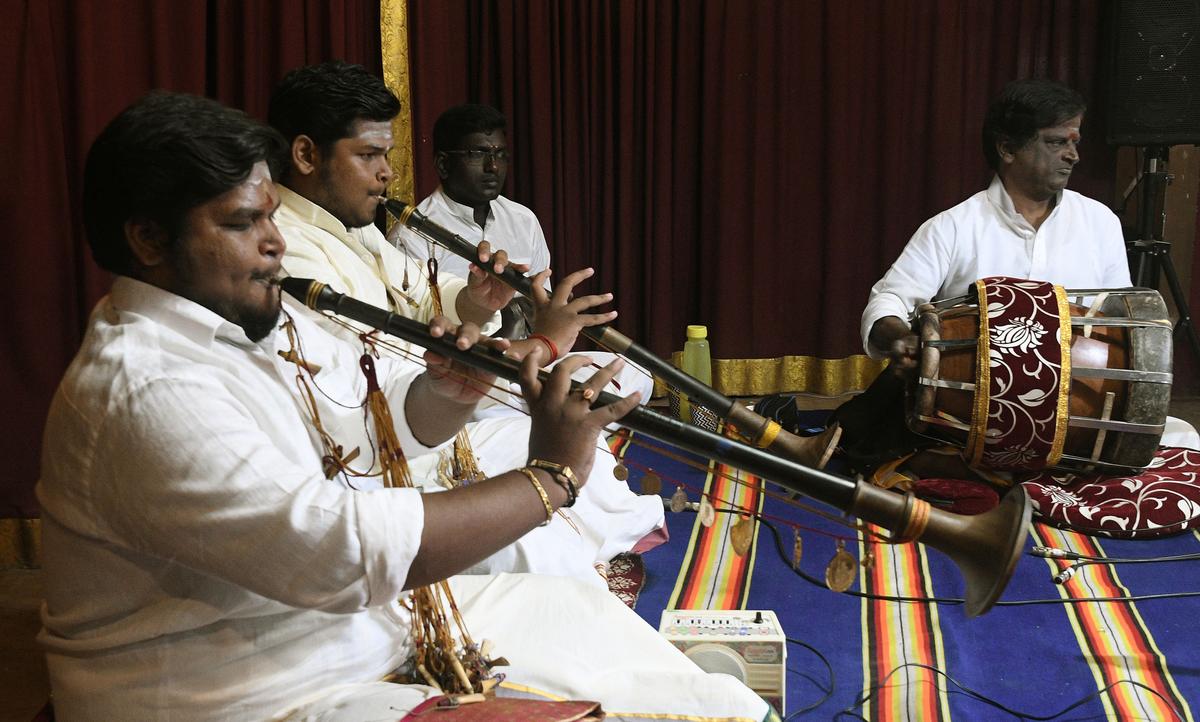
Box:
[619,420,1200,720]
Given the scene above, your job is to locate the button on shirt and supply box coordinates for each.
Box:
[861,176,1130,357]
[392,186,551,281]
[37,277,446,721]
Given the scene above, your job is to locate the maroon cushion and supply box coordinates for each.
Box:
[1021,447,1200,539]
[912,478,1000,516]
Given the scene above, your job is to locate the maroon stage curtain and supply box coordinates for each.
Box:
[0,0,380,517]
[406,0,1114,364]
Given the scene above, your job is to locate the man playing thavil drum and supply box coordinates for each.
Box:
[863,78,1128,368]
[834,79,1137,474]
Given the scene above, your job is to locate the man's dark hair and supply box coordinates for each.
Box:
[268,61,400,156]
[83,91,287,275]
[981,79,1086,170]
[432,104,507,153]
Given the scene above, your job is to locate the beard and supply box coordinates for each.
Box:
[167,250,283,342]
[236,290,283,342]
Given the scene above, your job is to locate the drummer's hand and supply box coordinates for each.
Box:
[868,316,918,372]
[887,334,920,373]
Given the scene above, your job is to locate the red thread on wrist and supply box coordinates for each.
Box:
[529,334,559,363]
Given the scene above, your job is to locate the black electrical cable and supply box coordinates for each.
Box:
[674,506,1192,719]
[784,637,835,718]
[833,662,1185,721]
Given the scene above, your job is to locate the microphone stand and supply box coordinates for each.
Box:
[1124,145,1200,369]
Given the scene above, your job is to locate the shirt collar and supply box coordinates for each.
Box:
[986,175,1064,231]
[108,276,277,350]
[278,184,353,238]
[433,185,494,228]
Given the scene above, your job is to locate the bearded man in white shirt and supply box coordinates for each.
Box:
[270,62,667,586]
[37,91,769,722]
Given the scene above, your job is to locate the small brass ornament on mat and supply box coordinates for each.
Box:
[640,470,662,495]
[670,487,689,513]
[730,515,754,556]
[792,530,804,570]
[825,540,857,592]
[861,549,874,569]
[613,462,629,481]
[698,497,716,527]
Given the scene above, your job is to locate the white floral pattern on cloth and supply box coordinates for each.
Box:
[1021,447,1200,539]
[968,277,1068,471]
[605,552,645,609]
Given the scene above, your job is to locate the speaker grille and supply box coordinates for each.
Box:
[1108,0,1200,145]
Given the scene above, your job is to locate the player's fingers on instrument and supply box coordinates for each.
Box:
[564,291,614,313]
[476,240,493,265]
[573,310,618,328]
[490,248,510,274]
[453,322,483,350]
[427,314,456,338]
[545,355,593,399]
[517,352,544,401]
[592,390,642,424]
[578,356,625,393]
[483,337,511,354]
[529,269,552,305]
[551,267,594,301]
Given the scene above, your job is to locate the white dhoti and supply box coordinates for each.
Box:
[407,414,666,587]
[276,574,769,722]
[1162,415,1200,451]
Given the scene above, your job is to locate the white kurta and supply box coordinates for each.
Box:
[861,176,1130,358]
[37,278,767,722]
[277,187,665,584]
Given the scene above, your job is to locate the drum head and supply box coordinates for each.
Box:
[1096,290,1172,470]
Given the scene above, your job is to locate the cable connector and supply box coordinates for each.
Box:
[1032,546,1078,560]
[1053,566,1077,585]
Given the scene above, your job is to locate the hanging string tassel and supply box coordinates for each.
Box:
[358,353,494,694]
[424,256,486,489]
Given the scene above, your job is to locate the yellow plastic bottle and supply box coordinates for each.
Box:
[678,325,712,424]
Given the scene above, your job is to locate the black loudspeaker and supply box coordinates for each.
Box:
[1108,0,1200,146]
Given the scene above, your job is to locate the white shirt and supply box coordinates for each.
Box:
[37,277,439,721]
[277,185,500,342]
[35,279,765,722]
[861,176,1130,357]
[391,186,551,279]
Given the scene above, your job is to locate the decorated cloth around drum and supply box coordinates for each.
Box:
[1022,446,1200,539]
[966,276,1072,472]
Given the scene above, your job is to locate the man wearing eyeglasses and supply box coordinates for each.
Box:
[396,104,551,290]
[393,105,656,410]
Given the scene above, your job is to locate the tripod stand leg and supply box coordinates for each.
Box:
[1154,247,1200,366]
